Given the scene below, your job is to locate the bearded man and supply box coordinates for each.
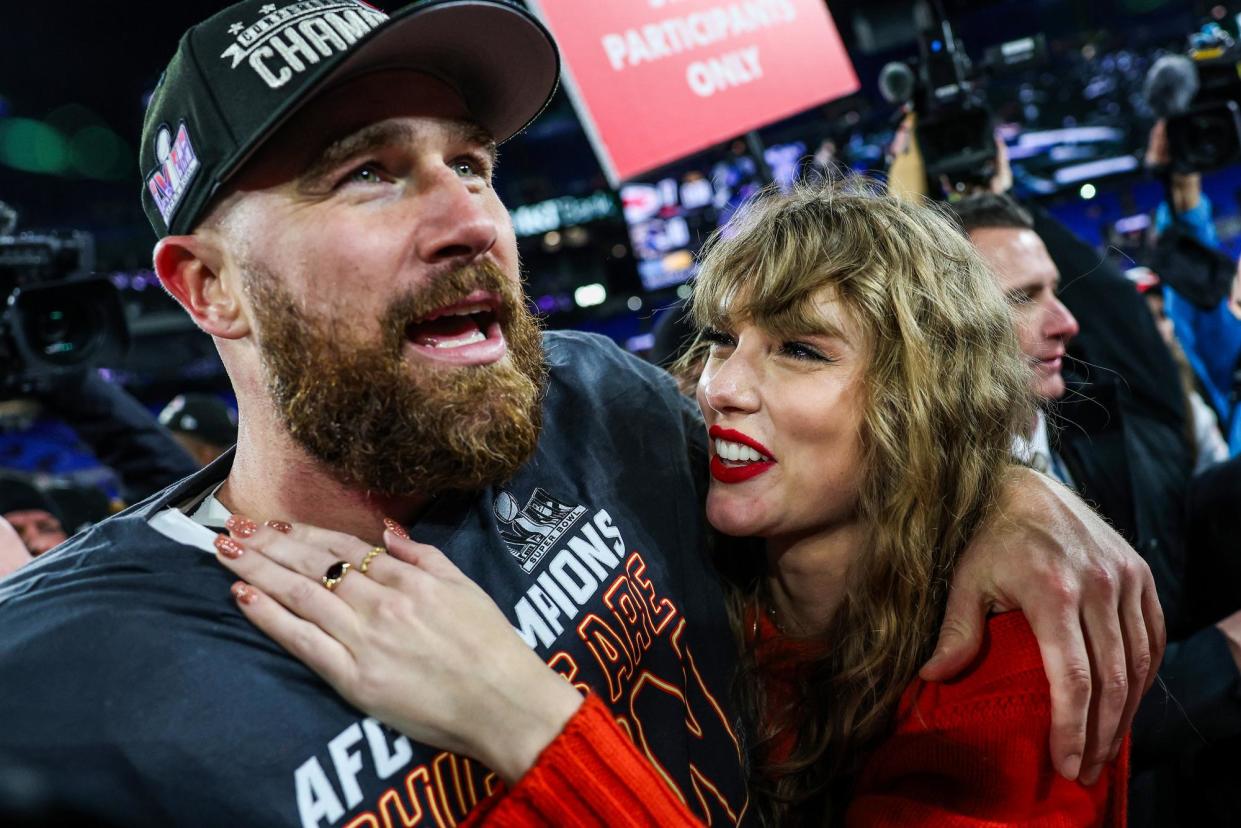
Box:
[0,2,1163,827]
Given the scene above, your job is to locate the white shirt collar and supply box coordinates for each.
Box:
[146,481,230,554]
[1012,409,1053,467]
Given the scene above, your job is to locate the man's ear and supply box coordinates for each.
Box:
[153,234,249,339]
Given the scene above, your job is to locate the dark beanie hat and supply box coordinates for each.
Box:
[0,473,60,518]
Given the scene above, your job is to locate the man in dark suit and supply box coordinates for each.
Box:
[956,192,1241,827]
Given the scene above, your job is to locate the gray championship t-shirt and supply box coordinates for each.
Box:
[0,332,749,828]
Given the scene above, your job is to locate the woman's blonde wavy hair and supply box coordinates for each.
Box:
[682,177,1034,823]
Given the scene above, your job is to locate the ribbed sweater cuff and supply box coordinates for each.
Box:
[471,694,699,827]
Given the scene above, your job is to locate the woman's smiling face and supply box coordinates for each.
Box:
[696,286,869,543]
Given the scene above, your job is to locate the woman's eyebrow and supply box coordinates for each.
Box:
[766,315,847,341]
[801,319,847,340]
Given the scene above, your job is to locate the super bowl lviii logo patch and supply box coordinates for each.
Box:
[146,123,201,226]
[494,488,587,574]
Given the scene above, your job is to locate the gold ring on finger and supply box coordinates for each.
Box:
[321,560,352,591]
[360,546,385,574]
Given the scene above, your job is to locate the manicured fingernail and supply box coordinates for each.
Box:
[226,515,258,537]
[231,582,257,605]
[214,534,245,559]
[1062,753,1081,780]
[266,520,293,534]
[1080,764,1102,786]
[383,518,409,539]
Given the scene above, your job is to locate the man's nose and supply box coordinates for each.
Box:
[1046,297,1080,342]
[413,171,499,265]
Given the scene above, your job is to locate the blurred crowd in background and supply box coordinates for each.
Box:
[0,4,1236,550]
[2,0,1240,584]
[2,0,1241,825]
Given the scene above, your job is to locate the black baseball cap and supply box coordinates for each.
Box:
[158,394,239,447]
[140,0,560,238]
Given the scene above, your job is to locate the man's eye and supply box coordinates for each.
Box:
[452,157,492,182]
[342,164,386,186]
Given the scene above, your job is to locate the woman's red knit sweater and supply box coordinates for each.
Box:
[464,611,1128,826]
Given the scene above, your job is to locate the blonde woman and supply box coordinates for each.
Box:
[218,180,1131,825]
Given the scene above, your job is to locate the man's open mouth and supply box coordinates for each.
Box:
[407,303,497,348]
[403,292,508,365]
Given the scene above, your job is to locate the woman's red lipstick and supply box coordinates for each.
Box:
[708,426,776,483]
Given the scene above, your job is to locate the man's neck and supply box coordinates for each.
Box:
[217,419,430,546]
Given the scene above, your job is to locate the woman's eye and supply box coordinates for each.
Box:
[780,341,831,362]
[701,327,736,348]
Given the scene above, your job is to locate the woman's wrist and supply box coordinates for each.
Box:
[476,673,586,785]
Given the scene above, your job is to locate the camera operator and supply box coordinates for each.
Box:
[1,204,199,515]
[25,369,201,505]
[1136,269,1230,472]
[0,369,202,566]
[0,367,202,563]
[881,8,1190,442]
[1146,118,1241,455]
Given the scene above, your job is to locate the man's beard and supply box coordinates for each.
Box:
[245,260,547,498]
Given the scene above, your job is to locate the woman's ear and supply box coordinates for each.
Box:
[153,234,250,340]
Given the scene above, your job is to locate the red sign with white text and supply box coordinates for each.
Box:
[525,0,859,184]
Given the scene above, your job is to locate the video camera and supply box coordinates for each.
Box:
[880,2,1045,189]
[0,204,130,395]
[1145,23,1241,174]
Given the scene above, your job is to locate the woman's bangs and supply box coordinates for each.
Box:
[693,221,836,337]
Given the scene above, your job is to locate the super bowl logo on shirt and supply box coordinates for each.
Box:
[219,0,387,89]
[145,122,201,226]
[493,488,587,573]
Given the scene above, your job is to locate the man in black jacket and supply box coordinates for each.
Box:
[33,370,200,505]
[957,191,1241,827]
[0,369,201,562]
